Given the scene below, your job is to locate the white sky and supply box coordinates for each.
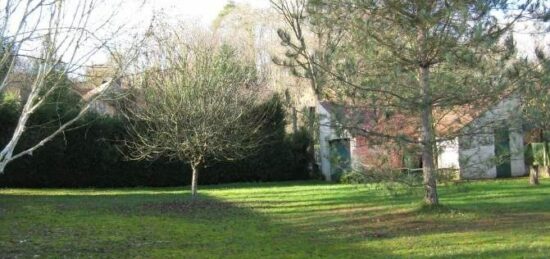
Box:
[156,0,270,23]
[105,0,548,60]
[6,0,547,67]
[1,0,272,67]
[121,0,271,27]
[83,0,272,64]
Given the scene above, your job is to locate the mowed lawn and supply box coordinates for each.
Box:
[1,179,549,258]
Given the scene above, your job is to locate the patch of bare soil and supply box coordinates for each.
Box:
[316,207,550,241]
[354,211,550,238]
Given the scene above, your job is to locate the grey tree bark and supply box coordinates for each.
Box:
[191,164,200,198]
[530,165,540,185]
[420,65,438,205]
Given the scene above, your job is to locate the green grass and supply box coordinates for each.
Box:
[1,179,549,258]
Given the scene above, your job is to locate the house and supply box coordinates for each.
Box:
[317,101,415,181]
[317,95,527,181]
[74,78,123,116]
[437,95,526,179]
[317,102,352,181]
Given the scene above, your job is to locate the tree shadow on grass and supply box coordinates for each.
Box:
[208,183,550,257]
[324,203,550,239]
[0,191,394,258]
[2,181,550,258]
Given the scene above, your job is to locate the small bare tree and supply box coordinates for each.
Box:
[124,26,270,198]
[0,0,144,172]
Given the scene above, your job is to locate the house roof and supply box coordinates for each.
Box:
[435,93,520,135]
[320,93,518,142]
[434,105,478,135]
[319,101,419,142]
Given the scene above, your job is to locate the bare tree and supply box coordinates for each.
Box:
[124,25,271,198]
[0,0,144,173]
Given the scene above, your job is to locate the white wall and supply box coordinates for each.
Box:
[459,145,498,179]
[437,138,460,169]
[317,103,333,181]
[459,96,525,179]
[317,102,355,181]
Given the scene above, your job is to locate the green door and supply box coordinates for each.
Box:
[495,128,512,178]
[329,139,351,180]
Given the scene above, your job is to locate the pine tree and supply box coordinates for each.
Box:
[275,0,544,205]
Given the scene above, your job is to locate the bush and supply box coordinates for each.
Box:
[339,166,424,187]
[340,170,369,184]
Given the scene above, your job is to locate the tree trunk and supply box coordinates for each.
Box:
[530,165,540,185]
[529,130,543,185]
[420,65,439,206]
[191,164,200,198]
[292,106,298,133]
[307,106,319,177]
[0,89,36,173]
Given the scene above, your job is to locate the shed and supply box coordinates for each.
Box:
[437,96,526,179]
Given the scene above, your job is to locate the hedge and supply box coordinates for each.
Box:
[0,94,314,187]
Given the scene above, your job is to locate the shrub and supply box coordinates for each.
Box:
[340,170,369,184]
[0,92,21,144]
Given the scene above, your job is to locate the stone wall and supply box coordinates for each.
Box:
[458,96,525,179]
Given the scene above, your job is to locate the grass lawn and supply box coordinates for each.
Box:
[1,178,549,258]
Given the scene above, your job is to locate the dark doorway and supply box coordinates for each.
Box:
[329,138,351,180]
[494,128,512,178]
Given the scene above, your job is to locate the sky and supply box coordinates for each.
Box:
[104,0,548,61]
[6,0,547,67]
[2,0,272,67]
[155,0,270,23]
[81,0,272,64]
[123,0,271,27]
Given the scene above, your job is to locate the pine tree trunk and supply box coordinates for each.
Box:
[420,65,439,206]
[530,165,540,185]
[308,106,319,177]
[529,130,543,185]
[191,164,200,198]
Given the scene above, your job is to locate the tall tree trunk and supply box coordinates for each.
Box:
[191,163,200,198]
[307,106,319,177]
[530,130,544,185]
[292,106,298,133]
[420,65,439,206]
[0,87,37,173]
[530,165,540,185]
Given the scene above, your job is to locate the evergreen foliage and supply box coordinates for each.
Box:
[0,94,312,187]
